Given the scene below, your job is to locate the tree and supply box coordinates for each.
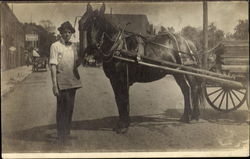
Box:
[181,26,203,51]
[208,23,225,48]
[233,19,249,40]
[225,32,234,40]
[181,23,225,51]
[39,20,56,33]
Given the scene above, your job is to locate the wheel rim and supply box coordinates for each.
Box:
[205,82,247,112]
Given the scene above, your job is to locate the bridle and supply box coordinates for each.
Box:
[94,23,131,62]
[84,14,133,62]
[99,31,122,62]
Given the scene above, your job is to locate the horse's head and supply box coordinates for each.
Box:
[80,3,115,63]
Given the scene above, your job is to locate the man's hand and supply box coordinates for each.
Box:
[52,86,59,96]
[76,58,82,67]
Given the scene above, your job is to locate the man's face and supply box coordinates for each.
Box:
[61,29,72,43]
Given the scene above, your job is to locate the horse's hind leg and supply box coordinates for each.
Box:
[174,74,192,123]
[186,75,201,121]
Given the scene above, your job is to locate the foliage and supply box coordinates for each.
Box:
[208,23,225,48]
[39,20,56,33]
[233,19,249,40]
[181,23,225,51]
[180,19,248,52]
[158,26,175,34]
[180,26,203,51]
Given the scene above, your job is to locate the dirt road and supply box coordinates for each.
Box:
[2,66,249,156]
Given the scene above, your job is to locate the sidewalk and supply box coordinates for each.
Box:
[1,66,33,97]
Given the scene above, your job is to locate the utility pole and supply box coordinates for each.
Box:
[201,0,208,109]
[203,0,208,70]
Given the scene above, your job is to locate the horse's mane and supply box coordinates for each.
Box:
[99,15,119,36]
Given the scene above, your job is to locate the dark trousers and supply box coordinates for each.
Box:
[56,88,76,139]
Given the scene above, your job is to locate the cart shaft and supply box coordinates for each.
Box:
[113,55,245,89]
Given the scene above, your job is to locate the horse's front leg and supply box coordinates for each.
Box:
[174,74,192,123]
[110,77,130,134]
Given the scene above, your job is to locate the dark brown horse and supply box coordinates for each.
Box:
[79,4,203,134]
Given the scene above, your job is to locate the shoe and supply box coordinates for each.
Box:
[57,137,73,146]
[113,120,130,134]
[116,127,129,134]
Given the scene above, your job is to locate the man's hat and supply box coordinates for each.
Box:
[58,21,75,33]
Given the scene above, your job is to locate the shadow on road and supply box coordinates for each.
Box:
[4,114,179,143]
[164,108,249,125]
[3,109,249,144]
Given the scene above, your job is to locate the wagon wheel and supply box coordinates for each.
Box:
[204,82,247,112]
[204,66,247,112]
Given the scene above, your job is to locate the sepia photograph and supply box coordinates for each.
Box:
[1,0,249,158]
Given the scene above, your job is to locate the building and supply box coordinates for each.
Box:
[1,3,25,71]
[23,23,57,58]
[23,23,40,51]
[104,14,153,35]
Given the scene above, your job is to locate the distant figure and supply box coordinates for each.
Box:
[31,48,40,70]
[24,51,30,67]
[49,21,82,144]
[32,48,40,57]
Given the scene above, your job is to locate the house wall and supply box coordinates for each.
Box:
[1,3,25,71]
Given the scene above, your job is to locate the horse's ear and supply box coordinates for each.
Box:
[99,3,105,15]
[87,3,93,13]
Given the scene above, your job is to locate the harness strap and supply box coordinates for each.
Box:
[149,41,195,57]
[126,32,197,58]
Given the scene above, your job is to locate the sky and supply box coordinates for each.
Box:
[8,1,248,42]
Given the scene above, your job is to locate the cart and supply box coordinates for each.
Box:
[204,40,249,112]
[32,57,48,72]
[112,40,249,112]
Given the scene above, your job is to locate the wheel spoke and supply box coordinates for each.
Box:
[234,89,246,95]
[226,92,229,110]
[231,90,242,102]
[207,88,223,96]
[229,91,236,108]
[218,92,226,109]
[212,90,224,104]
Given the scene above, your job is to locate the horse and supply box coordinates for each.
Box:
[79,3,203,134]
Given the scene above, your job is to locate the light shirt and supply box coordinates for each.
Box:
[49,38,82,90]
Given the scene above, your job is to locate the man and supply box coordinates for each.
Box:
[24,50,30,67]
[49,21,82,143]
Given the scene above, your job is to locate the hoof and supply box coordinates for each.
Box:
[180,115,190,123]
[191,116,199,121]
[113,120,130,133]
[191,111,200,121]
[116,127,129,134]
[191,114,199,121]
